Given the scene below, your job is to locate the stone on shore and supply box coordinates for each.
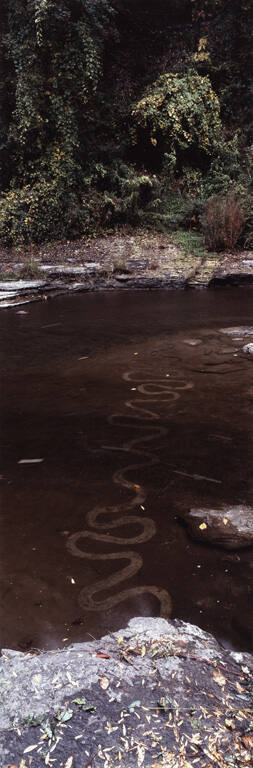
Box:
[185,505,253,549]
[220,326,253,337]
[243,343,253,356]
[0,618,252,766]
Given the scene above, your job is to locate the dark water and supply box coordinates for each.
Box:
[1,289,253,653]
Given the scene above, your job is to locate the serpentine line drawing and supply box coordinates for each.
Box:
[67,372,193,617]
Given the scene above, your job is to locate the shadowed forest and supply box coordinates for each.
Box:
[0,0,252,250]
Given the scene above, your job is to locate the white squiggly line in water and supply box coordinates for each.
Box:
[67,373,193,617]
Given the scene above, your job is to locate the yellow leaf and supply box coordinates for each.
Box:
[100,677,109,690]
[213,669,226,687]
[225,718,235,730]
[222,517,228,525]
[199,522,207,530]
[235,681,246,694]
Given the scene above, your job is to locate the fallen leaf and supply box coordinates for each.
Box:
[23,745,38,754]
[242,734,253,750]
[117,636,124,646]
[100,677,109,690]
[191,733,202,744]
[64,758,73,768]
[57,709,73,723]
[129,700,141,712]
[72,698,86,707]
[213,669,226,687]
[236,681,246,693]
[137,744,145,766]
[223,517,228,525]
[141,645,146,657]
[199,523,207,530]
[225,718,235,730]
[96,652,111,659]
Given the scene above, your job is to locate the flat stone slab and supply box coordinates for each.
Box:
[0,280,47,291]
[39,264,102,274]
[0,291,19,300]
[185,505,253,549]
[0,618,252,766]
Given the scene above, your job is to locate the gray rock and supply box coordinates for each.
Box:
[39,264,102,274]
[243,343,253,356]
[0,280,47,291]
[185,505,253,549]
[0,291,19,299]
[1,617,252,733]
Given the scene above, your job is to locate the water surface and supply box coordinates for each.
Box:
[1,289,253,651]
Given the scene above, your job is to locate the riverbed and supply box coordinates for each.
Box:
[1,289,253,652]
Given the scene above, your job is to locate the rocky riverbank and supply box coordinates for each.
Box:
[0,617,253,767]
[1,233,253,308]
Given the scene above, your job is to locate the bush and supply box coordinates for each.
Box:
[202,193,246,251]
[0,178,85,244]
[131,71,222,166]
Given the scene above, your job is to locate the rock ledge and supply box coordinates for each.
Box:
[0,618,253,766]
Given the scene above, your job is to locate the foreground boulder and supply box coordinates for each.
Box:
[0,617,253,766]
[184,505,253,550]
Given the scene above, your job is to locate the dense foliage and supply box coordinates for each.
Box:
[0,0,252,247]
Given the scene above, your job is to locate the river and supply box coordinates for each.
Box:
[0,288,253,652]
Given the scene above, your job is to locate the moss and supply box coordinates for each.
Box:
[169,230,210,260]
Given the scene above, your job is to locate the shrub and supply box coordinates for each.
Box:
[0,178,85,244]
[202,193,246,251]
[131,71,222,166]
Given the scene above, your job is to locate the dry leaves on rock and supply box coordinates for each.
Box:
[212,669,226,687]
[64,758,73,768]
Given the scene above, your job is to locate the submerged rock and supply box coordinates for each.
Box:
[186,505,253,549]
[220,326,253,337]
[182,338,202,346]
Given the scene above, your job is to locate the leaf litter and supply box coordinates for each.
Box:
[2,638,253,767]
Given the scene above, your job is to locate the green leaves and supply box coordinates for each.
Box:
[131,71,222,161]
[0,0,114,243]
